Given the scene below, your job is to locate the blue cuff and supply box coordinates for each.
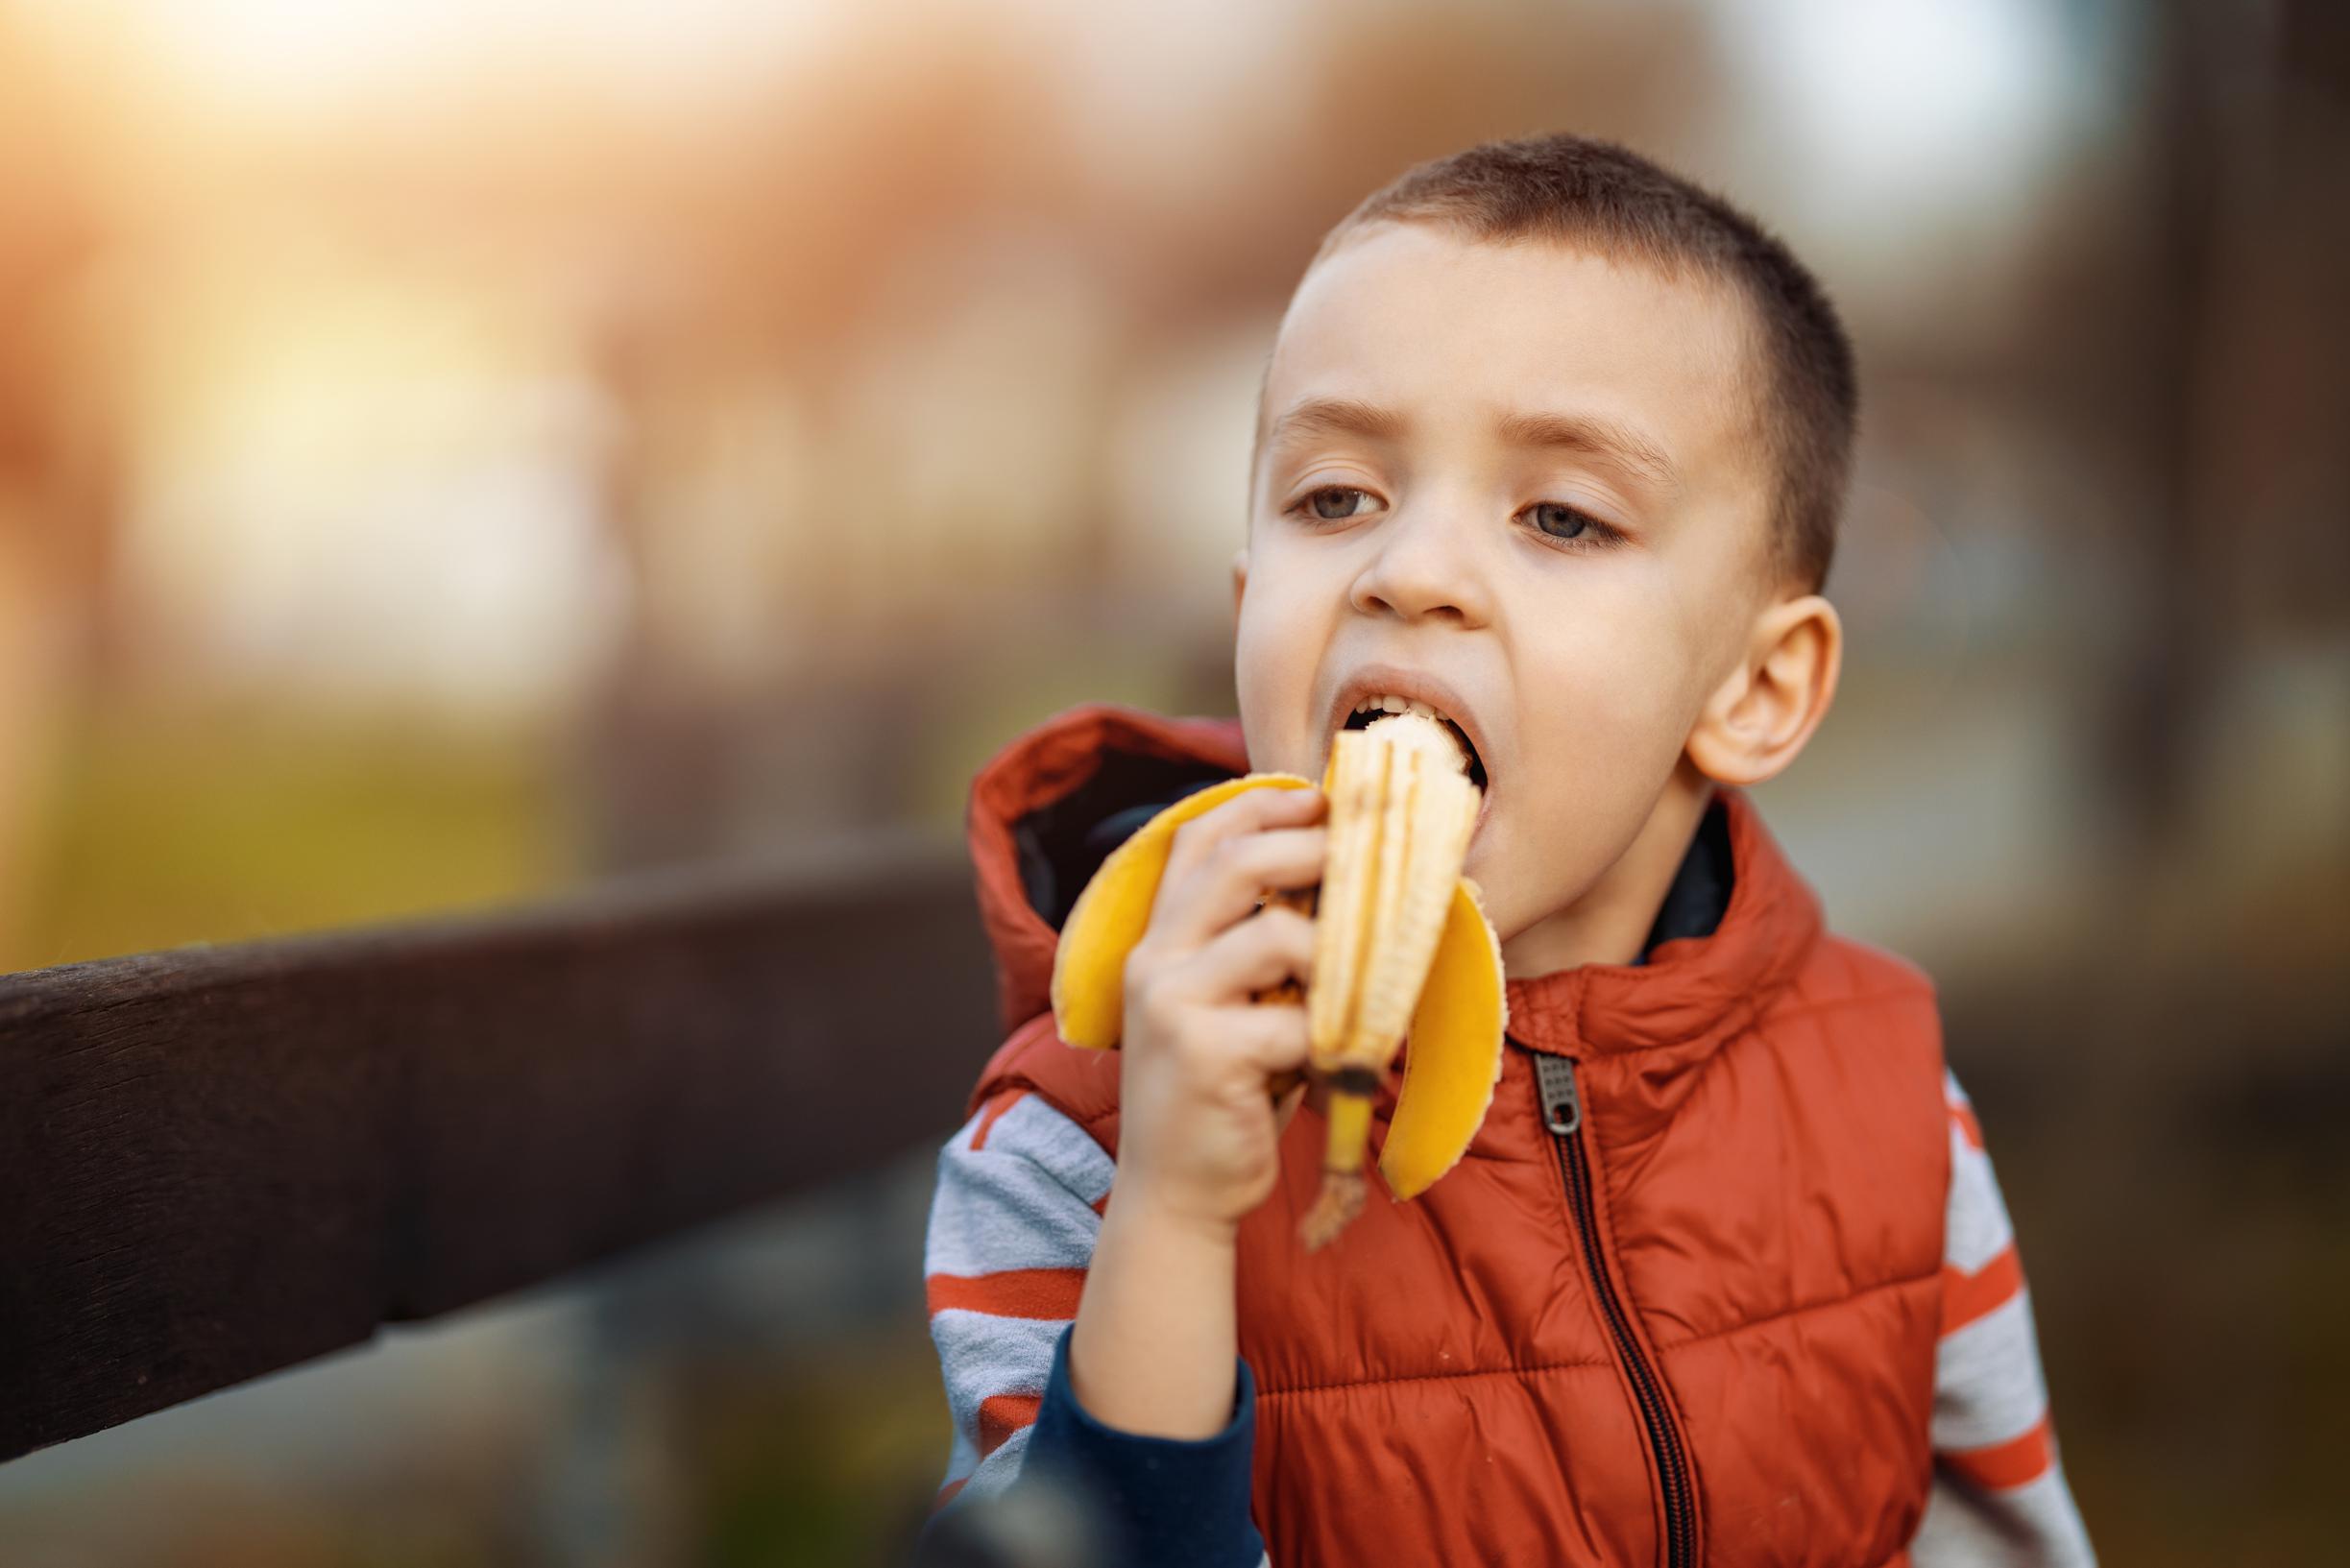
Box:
[1019,1321,1266,1568]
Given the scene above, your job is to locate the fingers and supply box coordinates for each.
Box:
[1151,790,1326,952]
[1153,826,1326,949]
[1205,994,1312,1074]
[1188,904,1316,1003]
[1159,785,1322,895]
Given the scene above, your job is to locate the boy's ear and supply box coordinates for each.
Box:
[1230,546,1248,620]
[1684,592,1842,787]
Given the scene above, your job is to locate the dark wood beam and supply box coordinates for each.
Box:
[0,832,997,1461]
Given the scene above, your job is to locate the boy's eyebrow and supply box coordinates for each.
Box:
[1262,396,1411,449]
[1263,397,1681,492]
[1494,407,1682,492]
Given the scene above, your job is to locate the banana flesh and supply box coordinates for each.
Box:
[1298,712,1481,1248]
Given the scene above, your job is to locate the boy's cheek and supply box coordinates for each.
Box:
[1232,614,1325,771]
[1488,683,1698,899]
[1537,615,1705,751]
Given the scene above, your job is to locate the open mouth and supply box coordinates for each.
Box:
[1342,698,1489,794]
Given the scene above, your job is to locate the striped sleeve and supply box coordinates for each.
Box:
[1911,1067,2097,1566]
[923,1086,1114,1514]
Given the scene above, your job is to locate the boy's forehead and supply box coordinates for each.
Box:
[1257,223,1762,494]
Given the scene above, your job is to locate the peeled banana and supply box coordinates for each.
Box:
[1047,712,1508,1249]
[1296,712,1485,1246]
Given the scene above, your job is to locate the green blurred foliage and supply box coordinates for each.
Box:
[10,701,574,974]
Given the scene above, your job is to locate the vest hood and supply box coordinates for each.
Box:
[963,702,1825,1070]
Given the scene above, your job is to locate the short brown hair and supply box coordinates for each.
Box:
[1270,133,1856,593]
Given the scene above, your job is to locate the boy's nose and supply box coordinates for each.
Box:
[1347,506,1493,627]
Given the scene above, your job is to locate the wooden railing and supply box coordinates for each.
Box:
[0,830,996,1462]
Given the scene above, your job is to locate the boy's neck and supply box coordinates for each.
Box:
[1499,760,1717,978]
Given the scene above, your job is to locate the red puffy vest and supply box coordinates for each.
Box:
[964,705,1950,1567]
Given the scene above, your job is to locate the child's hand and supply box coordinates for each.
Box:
[1113,784,1325,1238]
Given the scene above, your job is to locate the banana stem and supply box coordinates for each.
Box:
[1298,1086,1374,1250]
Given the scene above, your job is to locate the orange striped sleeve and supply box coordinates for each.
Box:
[969,1087,1029,1151]
[1940,1242,2023,1336]
[1943,1411,2054,1491]
[926,1089,1112,1513]
[977,1391,1043,1459]
[927,1266,1088,1320]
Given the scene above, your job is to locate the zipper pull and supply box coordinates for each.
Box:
[1533,1052,1582,1138]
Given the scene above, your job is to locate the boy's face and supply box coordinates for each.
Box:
[1234,221,1781,950]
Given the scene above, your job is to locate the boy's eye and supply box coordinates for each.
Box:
[1298,486,1376,522]
[1525,500,1596,542]
[1287,486,1615,547]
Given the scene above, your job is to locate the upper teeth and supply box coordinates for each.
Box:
[1352,694,1449,726]
[1345,691,1483,784]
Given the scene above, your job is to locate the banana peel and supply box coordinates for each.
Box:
[1047,713,1508,1248]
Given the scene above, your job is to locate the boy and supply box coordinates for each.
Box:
[918,134,2094,1566]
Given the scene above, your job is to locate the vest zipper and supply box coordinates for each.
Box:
[1529,1046,1697,1568]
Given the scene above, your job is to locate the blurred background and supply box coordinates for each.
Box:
[1,0,2343,1562]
